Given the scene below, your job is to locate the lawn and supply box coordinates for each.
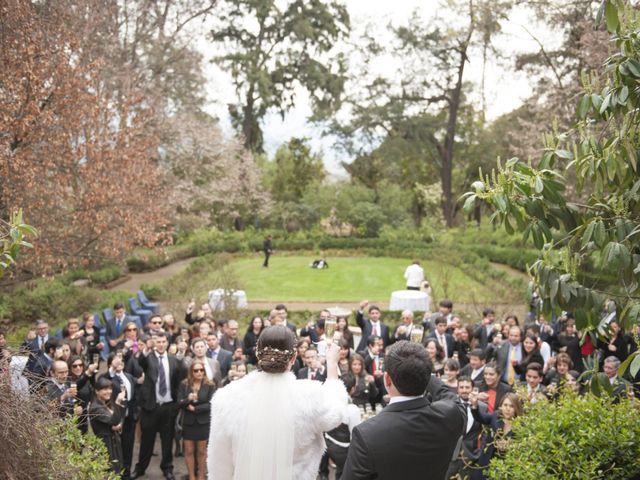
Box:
[229,255,500,303]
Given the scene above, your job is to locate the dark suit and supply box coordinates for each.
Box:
[446,400,488,479]
[473,324,495,350]
[495,342,524,383]
[134,351,184,477]
[46,381,75,417]
[220,335,243,353]
[263,238,272,267]
[296,367,327,382]
[460,364,487,389]
[426,331,455,358]
[285,321,297,334]
[207,347,232,378]
[341,377,465,480]
[105,315,134,346]
[108,370,137,477]
[177,382,216,440]
[355,311,390,352]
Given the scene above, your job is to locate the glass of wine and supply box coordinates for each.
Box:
[92,353,100,365]
[325,317,337,343]
[410,325,424,344]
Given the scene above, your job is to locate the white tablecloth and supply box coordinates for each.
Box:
[389,290,431,312]
[208,289,248,311]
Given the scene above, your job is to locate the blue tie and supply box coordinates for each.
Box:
[158,356,168,397]
[116,319,122,335]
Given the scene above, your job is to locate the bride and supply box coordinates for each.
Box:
[207,325,348,480]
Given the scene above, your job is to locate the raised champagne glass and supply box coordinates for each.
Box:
[410,325,424,344]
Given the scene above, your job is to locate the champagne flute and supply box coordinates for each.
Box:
[410,325,424,344]
[92,353,100,365]
[325,317,337,343]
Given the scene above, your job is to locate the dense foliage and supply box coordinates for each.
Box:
[488,393,640,479]
[465,1,640,333]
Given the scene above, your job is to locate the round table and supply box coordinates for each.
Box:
[208,289,248,311]
[389,290,431,312]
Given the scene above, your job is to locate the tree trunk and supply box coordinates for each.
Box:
[441,4,474,228]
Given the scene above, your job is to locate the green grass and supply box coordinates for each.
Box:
[229,255,500,303]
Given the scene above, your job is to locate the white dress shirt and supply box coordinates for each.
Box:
[404,264,425,288]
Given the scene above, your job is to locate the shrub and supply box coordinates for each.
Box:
[0,374,117,480]
[6,278,100,324]
[88,263,123,286]
[140,282,163,301]
[488,393,640,479]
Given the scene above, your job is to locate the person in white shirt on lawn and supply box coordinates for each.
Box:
[404,260,425,291]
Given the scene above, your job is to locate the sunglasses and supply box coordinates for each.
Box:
[151,321,162,324]
[192,368,205,373]
[72,364,84,368]
[126,327,138,331]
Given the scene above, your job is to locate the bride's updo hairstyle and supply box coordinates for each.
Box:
[256,325,296,373]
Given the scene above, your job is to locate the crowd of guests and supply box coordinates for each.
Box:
[4,296,639,480]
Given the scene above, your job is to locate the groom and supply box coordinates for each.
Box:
[341,341,466,480]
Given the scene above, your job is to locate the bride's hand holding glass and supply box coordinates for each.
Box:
[325,341,339,379]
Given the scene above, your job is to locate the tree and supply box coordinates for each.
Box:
[210,0,350,152]
[332,0,513,227]
[269,137,325,203]
[163,111,271,230]
[0,0,168,275]
[464,1,640,355]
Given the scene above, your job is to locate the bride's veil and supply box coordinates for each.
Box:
[233,372,294,480]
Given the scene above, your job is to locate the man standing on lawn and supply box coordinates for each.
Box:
[263,235,272,268]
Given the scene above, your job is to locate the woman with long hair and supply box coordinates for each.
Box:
[90,376,125,474]
[337,338,352,377]
[178,359,216,480]
[336,316,354,349]
[207,325,348,479]
[345,353,378,410]
[67,355,98,433]
[292,337,310,376]
[514,333,545,377]
[424,338,445,376]
[80,312,103,365]
[470,391,523,479]
[243,316,265,365]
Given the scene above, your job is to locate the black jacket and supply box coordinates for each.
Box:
[341,377,465,480]
[137,351,184,411]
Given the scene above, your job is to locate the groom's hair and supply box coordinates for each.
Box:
[385,341,431,396]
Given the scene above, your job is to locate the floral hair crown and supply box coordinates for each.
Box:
[256,346,293,361]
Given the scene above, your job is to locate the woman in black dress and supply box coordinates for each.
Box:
[67,355,98,433]
[243,316,265,365]
[89,376,125,474]
[178,359,216,480]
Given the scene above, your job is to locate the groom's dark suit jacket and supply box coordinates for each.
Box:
[341,377,466,480]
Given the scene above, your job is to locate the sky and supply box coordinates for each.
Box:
[198,1,560,175]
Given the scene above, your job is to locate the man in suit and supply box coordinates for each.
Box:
[423,299,454,333]
[27,338,59,392]
[446,376,488,480]
[603,356,632,399]
[355,300,390,352]
[473,307,497,350]
[296,347,326,381]
[262,234,272,267]
[275,304,297,334]
[23,320,49,375]
[132,332,184,480]
[106,303,134,349]
[341,340,465,480]
[495,325,524,386]
[391,310,417,343]
[459,349,487,389]
[106,352,138,479]
[46,360,81,417]
[426,316,455,358]
[220,319,244,352]
[521,362,548,403]
[206,333,232,378]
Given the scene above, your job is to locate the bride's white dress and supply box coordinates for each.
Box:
[207,370,348,480]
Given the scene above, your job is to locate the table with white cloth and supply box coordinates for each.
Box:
[389,290,431,312]
[208,289,248,311]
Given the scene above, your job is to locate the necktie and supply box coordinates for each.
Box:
[507,347,516,385]
[158,355,168,397]
[116,318,122,335]
[464,402,473,433]
[311,370,316,380]
[439,334,448,357]
[39,336,45,349]
[373,323,379,337]
[211,350,218,361]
